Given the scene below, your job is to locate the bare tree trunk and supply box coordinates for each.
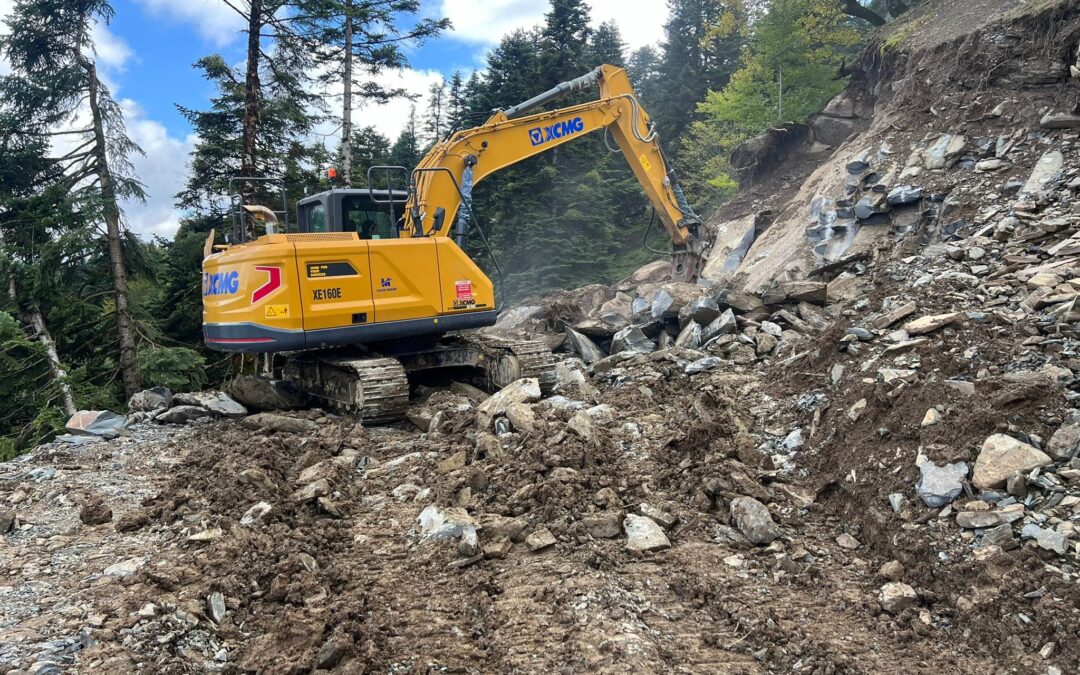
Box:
[7,278,77,417]
[85,58,142,398]
[341,0,354,187]
[242,0,263,181]
[839,0,886,26]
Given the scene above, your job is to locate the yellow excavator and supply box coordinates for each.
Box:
[202,64,707,421]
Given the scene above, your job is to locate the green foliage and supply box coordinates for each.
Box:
[685,0,861,200]
[138,347,208,393]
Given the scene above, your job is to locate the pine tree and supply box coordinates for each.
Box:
[652,0,747,140]
[422,79,446,147]
[341,126,391,186]
[627,46,663,104]
[387,105,422,170]
[294,0,449,186]
[446,71,467,131]
[589,20,626,67]
[0,0,145,398]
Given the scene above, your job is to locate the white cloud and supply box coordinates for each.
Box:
[120,100,197,239]
[90,21,135,71]
[314,66,445,147]
[439,0,666,53]
[131,0,244,47]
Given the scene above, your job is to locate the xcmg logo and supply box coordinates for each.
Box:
[528,116,585,146]
[203,271,239,296]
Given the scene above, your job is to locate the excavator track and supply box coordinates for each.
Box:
[280,333,556,424]
[455,333,558,392]
[282,355,409,423]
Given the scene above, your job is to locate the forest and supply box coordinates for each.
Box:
[0,0,901,454]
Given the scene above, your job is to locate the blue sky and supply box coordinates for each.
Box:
[2,0,669,238]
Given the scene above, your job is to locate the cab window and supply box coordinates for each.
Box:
[306,203,327,233]
[343,196,395,239]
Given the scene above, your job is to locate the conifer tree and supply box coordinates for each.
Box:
[0,0,144,397]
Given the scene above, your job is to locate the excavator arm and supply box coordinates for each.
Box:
[400,64,708,282]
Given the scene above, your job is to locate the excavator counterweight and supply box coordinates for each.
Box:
[202,64,708,420]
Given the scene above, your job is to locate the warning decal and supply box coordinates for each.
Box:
[264,304,290,318]
[455,280,473,300]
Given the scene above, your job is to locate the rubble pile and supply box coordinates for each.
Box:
[4,2,1080,672]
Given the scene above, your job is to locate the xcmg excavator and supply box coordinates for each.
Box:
[202,64,708,421]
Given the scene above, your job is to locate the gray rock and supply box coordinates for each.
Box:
[761,321,783,338]
[526,527,557,551]
[675,322,702,349]
[921,134,965,170]
[1040,112,1080,129]
[1047,422,1080,460]
[730,496,781,545]
[173,391,247,418]
[240,501,273,526]
[610,325,655,354]
[156,405,213,425]
[417,505,478,544]
[623,514,671,552]
[1021,523,1069,555]
[227,374,310,411]
[65,410,127,438]
[475,378,541,428]
[886,185,922,206]
[679,297,721,327]
[581,511,623,539]
[1022,151,1063,195]
[241,412,318,434]
[879,582,918,613]
[703,309,738,342]
[685,357,723,374]
[780,429,804,453]
[981,523,1017,550]
[565,328,606,364]
[207,592,226,624]
[915,460,968,507]
[127,387,172,412]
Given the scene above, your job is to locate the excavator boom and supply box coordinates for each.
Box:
[402,64,707,281]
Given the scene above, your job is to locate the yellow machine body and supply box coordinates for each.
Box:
[202,232,496,352]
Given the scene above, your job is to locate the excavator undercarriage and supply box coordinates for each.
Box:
[281,333,556,422]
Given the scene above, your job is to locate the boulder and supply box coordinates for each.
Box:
[1022,151,1063,195]
[564,328,606,364]
[227,375,310,411]
[915,460,968,507]
[581,511,623,539]
[678,297,721,327]
[597,292,634,326]
[901,312,961,336]
[476,378,541,429]
[1021,523,1069,555]
[722,291,764,313]
[155,405,213,425]
[1040,112,1080,129]
[730,496,781,545]
[173,391,247,418]
[619,260,672,288]
[610,325,655,354]
[1047,422,1080,460]
[240,412,318,434]
[879,582,918,613]
[416,505,478,544]
[921,134,965,170]
[650,282,703,321]
[127,387,172,412]
[623,514,671,552]
[675,322,702,349]
[702,309,738,342]
[65,410,126,438]
[886,185,922,206]
[972,434,1053,490]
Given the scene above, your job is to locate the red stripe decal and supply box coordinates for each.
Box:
[252,266,282,303]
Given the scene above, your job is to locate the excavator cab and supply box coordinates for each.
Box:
[297,189,408,240]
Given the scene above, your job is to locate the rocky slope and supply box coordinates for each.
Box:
[4,1,1080,673]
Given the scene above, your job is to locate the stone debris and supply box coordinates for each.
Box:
[915,460,968,508]
[879,582,918,614]
[623,514,671,552]
[730,497,781,545]
[972,434,1053,490]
